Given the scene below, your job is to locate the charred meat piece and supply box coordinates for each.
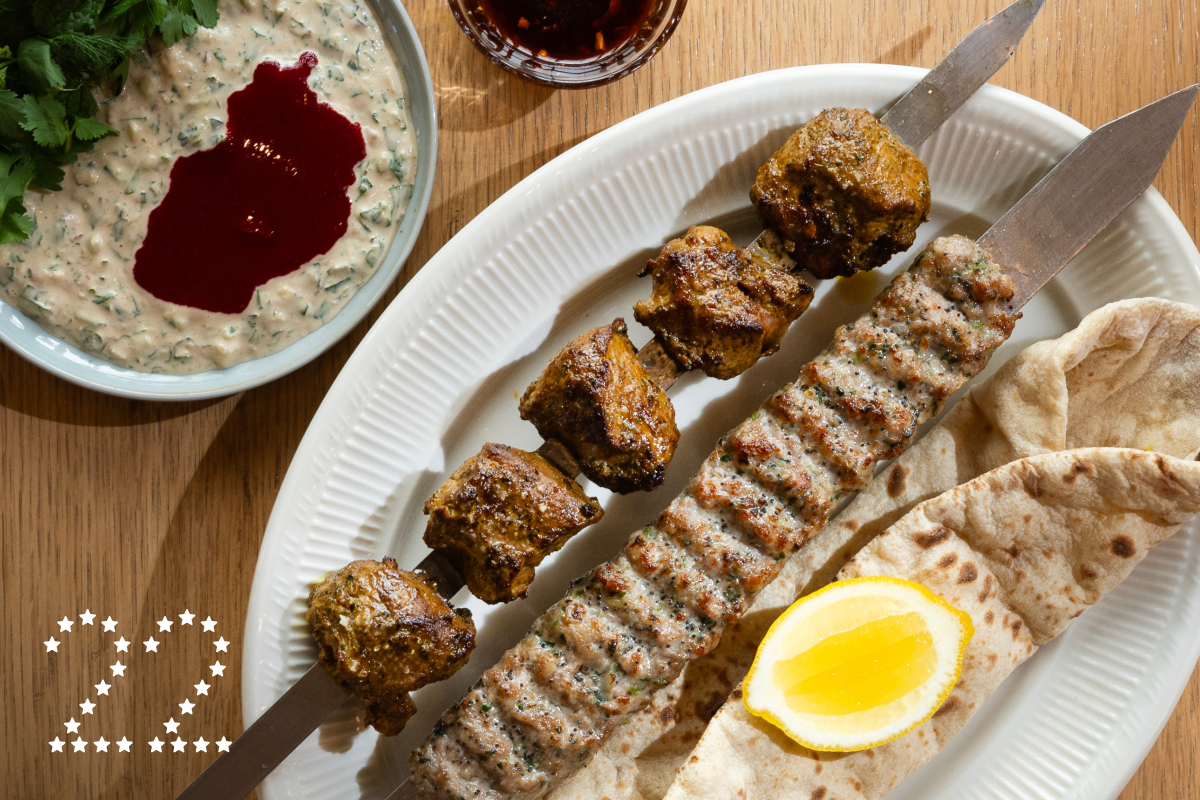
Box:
[634,225,815,379]
[307,557,475,736]
[424,443,604,604]
[519,318,679,494]
[411,236,1018,798]
[751,108,931,279]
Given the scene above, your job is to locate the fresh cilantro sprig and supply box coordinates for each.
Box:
[0,0,218,242]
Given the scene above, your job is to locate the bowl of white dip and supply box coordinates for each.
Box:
[0,0,436,400]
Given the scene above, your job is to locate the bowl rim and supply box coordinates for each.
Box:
[446,0,689,89]
[0,0,438,402]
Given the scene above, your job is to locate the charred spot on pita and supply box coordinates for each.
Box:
[913,526,952,549]
[810,788,827,800]
[938,552,958,568]
[1111,535,1136,558]
[887,464,908,497]
[933,695,961,718]
[1062,458,1095,483]
[957,563,978,583]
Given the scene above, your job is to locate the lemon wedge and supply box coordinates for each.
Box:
[743,576,973,752]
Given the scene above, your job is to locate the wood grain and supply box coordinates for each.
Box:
[1,0,1197,797]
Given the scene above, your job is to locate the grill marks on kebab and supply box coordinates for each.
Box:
[410,236,1019,799]
[305,108,933,739]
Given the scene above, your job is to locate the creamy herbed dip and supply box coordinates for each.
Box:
[1,0,416,374]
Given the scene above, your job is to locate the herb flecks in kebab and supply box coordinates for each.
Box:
[520,318,680,494]
[409,235,1018,799]
[751,108,931,279]
[307,558,476,736]
[424,444,604,604]
[634,225,815,379]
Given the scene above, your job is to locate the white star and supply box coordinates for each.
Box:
[110,662,126,677]
[45,637,59,652]
[95,680,111,696]
[194,680,210,696]
[80,699,96,715]
[49,738,65,752]
[72,737,87,752]
[116,737,132,752]
[64,719,80,734]
[193,737,209,752]
[80,610,96,626]
[143,637,159,652]
[179,699,195,715]
[210,661,225,677]
[172,737,187,752]
[213,637,229,653]
[94,737,109,752]
[101,617,118,632]
[201,617,217,632]
[180,610,195,625]
[58,617,73,633]
[114,637,130,653]
[157,617,173,632]
[216,737,231,753]
[148,737,164,752]
[163,718,180,734]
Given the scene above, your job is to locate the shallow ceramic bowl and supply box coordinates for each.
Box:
[0,0,436,401]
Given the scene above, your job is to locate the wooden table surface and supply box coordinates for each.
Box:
[2,0,1197,797]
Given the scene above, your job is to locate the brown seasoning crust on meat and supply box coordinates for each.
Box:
[424,443,604,604]
[634,225,815,379]
[750,108,931,279]
[307,558,475,736]
[412,235,1017,798]
[520,318,680,493]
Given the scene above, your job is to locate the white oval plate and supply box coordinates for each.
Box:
[0,0,437,401]
[243,65,1200,800]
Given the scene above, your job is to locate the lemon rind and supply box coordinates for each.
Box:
[743,575,974,753]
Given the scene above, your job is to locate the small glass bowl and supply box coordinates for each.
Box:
[448,0,689,89]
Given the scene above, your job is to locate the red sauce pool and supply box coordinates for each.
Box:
[478,0,656,60]
[133,52,366,315]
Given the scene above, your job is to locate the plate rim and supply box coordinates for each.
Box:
[0,0,438,401]
[242,62,1200,800]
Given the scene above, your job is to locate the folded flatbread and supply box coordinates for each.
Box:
[549,298,1200,800]
[662,447,1200,799]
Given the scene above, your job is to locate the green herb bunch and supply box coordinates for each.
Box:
[0,0,218,242]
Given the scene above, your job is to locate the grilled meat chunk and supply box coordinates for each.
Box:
[307,558,475,736]
[424,443,604,604]
[411,235,1018,799]
[751,108,931,279]
[519,318,679,493]
[633,225,815,379]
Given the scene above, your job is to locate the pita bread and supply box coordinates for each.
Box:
[663,448,1200,800]
[549,298,1200,800]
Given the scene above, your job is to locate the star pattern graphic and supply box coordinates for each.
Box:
[46,609,230,755]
